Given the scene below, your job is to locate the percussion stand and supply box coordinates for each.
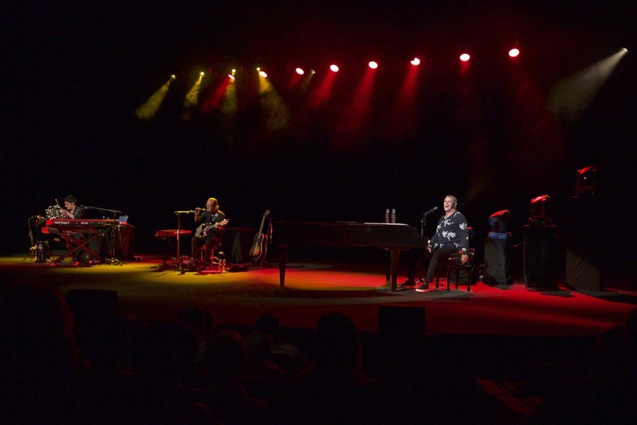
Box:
[23,216,38,261]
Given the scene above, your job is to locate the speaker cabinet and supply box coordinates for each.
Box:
[523,225,558,288]
[66,289,119,327]
[565,196,602,291]
[379,305,426,336]
[483,238,510,285]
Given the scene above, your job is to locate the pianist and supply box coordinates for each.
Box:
[400,195,470,292]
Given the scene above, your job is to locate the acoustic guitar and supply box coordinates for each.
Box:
[195,219,229,238]
[249,210,270,263]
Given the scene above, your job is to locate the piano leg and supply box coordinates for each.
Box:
[389,249,400,292]
[278,244,288,287]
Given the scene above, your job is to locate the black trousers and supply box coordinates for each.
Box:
[405,246,458,283]
[191,235,220,263]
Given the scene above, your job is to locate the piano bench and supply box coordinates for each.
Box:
[434,248,476,292]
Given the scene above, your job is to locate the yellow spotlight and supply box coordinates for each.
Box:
[231,69,236,75]
[170,74,176,80]
[259,70,268,78]
[200,71,205,76]
[228,74,235,81]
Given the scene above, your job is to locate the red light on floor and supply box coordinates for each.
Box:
[460,53,471,62]
[411,57,421,66]
[330,64,339,72]
[368,61,378,69]
[509,48,520,58]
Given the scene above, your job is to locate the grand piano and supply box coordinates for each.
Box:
[274,221,429,291]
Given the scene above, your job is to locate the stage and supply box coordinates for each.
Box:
[2,252,635,338]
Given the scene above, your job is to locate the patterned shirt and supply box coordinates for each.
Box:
[430,210,469,252]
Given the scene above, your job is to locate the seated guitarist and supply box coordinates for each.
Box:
[191,197,227,264]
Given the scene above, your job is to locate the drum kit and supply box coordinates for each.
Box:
[25,202,64,263]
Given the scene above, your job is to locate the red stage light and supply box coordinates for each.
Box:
[330,64,339,72]
[411,57,421,66]
[368,61,378,69]
[509,48,520,58]
[460,53,471,62]
[296,68,305,75]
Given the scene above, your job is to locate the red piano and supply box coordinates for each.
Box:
[274,221,429,291]
[42,218,132,264]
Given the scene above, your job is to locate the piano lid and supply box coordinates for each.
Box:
[274,221,427,248]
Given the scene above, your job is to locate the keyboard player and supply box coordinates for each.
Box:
[60,195,86,219]
[60,194,100,265]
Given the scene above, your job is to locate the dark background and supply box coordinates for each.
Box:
[3,1,636,284]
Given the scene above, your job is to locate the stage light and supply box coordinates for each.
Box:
[509,48,520,58]
[200,71,205,76]
[411,57,421,66]
[368,61,378,69]
[228,74,235,81]
[575,165,598,196]
[529,194,552,225]
[296,68,304,75]
[231,69,236,76]
[330,64,339,72]
[460,53,471,62]
[488,210,512,239]
[170,74,176,80]
[311,69,316,74]
[259,70,268,78]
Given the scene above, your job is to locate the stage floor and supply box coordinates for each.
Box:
[2,252,636,338]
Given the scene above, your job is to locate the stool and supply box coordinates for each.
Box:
[198,244,225,273]
[434,248,476,291]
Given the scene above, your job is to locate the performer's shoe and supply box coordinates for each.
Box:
[398,279,417,289]
[415,281,430,292]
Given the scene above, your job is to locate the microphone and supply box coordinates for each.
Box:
[423,206,439,216]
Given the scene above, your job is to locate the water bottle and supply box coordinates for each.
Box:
[391,209,396,223]
[385,209,390,223]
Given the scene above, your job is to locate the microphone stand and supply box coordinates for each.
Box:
[420,214,428,236]
[173,210,195,273]
[83,205,123,218]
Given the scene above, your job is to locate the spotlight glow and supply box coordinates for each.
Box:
[411,57,421,66]
[368,61,378,69]
[460,53,471,62]
[200,71,205,76]
[259,71,268,78]
[228,74,235,81]
[509,48,520,58]
[330,64,339,72]
[170,74,176,80]
[296,68,305,75]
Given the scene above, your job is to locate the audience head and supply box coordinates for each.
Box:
[313,311,361,373]
[255,312,282,341]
